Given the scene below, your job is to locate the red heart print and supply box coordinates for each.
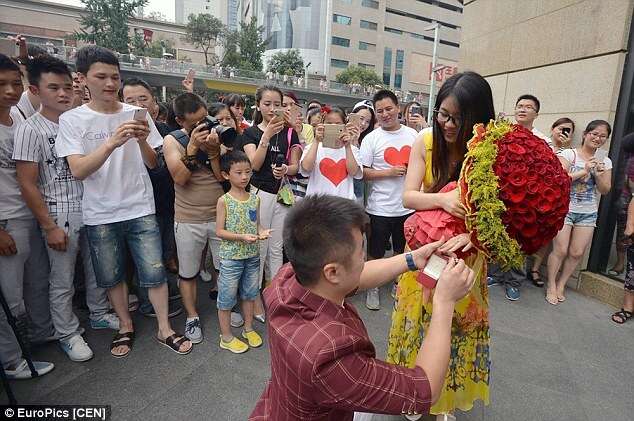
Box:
[319,158,348,186]
[384,145,412,167]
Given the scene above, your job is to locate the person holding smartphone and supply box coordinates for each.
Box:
[404,101,428,132]
[546,120,613,305]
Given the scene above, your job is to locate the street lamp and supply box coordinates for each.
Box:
[423,22,440,123]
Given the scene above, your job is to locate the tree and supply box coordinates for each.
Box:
[237,17,268,72]
[76,0,148,54]
[131,34,175,59]
[335,65,383,87]
[184,13,224,65]
[267,49,304,76]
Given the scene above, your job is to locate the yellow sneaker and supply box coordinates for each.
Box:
[219,336,248,354]
[241,330,263,348]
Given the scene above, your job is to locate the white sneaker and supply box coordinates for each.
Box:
[5,359,55,380]
[230,311,244,328]
[365,288,380,310]
[60,335,94,362]
[200,270,212,282]
[185,317,203,344]
[90,313,120,330]
[254,313,266,324]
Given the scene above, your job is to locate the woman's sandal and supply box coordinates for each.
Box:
[611,308,633,324]
[607,268,624,276]
[545,293,559,306]
[527,270,544,287]
[110,332,135,358]
[156,333,192,355]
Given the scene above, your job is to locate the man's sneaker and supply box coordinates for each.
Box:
[60,335,94,362]
[487,277,500,287]
[242,330,263,348]
[185,317,203,344]
[5,359,55,380]
[142,302,183,318]
[365,288,380,310]
[219,336,248,354]
[505,286,520,301]
[90,313,120,330]
[128,294,139,312]
[231,311,244,328]
[200,270,213,282]
[254,313,266,324]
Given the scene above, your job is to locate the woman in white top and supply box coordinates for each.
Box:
[528,117,575,287]
[546,120,612,304]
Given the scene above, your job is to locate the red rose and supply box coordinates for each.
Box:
[508,171,527,187]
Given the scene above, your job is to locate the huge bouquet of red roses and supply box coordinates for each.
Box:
[459,119,570,270]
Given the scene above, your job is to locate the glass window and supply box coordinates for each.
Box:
[385,27,403,35]
[339,0,353,3]
[331,58,349,68]
[362,0,379,9]
[360,20,378,30]
[359,63,375,70]
[333,14,352,25]
[332,36,350,47]
[395,49,404,89]
[359,41,376,52]
[383,47,392,86]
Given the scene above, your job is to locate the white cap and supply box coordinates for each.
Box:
[353,100,374,112]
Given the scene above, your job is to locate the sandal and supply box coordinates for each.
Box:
[527,270,544,287]
[156,333,192,355]
[608,268,624,276]
[545,294,559,306]
[611,308,633,324]
[110,331,135,358]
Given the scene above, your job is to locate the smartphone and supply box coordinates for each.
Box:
[561,127,571,137]
[410,105,421,115]
[133,108,148,121]
[273,109,285,118]
[347,113,361,127]
[416,254,448,289]
[322,124,345,149]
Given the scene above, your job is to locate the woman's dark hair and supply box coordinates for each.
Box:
[351,104,376,142]
[584,119,612,137]
[209,101,241,134]
[284,195,369,286]
[222,93,245,108]
[283,91,299,104]
[168,92,207,128]
[429,71,495,193]
[306,106,322,124]
[551,117,575,132]
[252,84,283,126]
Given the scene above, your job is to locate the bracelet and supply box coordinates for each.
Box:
[181,154,200,171]
[405,252,418,271]
[259,142,269,149]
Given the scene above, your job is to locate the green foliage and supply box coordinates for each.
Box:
[267,49,304,76]
[76,0,148,54]
[220,17,268,72]
[131,34,175,59]
[335,65,383,87]
[184,13,224,65]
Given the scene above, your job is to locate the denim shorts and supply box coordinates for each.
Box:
[86,215,166,289]
[217,256,260,310]
[564,211,598,227]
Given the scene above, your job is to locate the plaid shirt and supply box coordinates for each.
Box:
[250,264,431,420]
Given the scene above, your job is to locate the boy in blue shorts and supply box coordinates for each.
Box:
[216,151,271,353]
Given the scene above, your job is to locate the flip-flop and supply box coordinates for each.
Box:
[545,295,559,306]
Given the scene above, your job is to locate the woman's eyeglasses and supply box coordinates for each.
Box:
[433,109,462,128]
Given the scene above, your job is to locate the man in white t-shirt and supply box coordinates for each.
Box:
[0,53,55,380]
[55,46,192,358]
[14,55,120,363]
[514,93,550,144]
[360,90,417,310]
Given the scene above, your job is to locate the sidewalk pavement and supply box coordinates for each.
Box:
[5,277,634,421]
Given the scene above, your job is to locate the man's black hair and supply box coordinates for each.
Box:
[168,92,207,128]
[121,77,156,98]
[0,54,21,74]
[27,44,48,59]
[515,94,540,113]
[373,89,398,106]
[25,54,72,87]
[284,195,369,286]
[75,45,119,75]
[220,150,251,174]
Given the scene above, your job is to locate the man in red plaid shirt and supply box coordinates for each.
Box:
[250,195,475,420]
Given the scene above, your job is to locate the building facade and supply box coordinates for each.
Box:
[242,0,463,105]
[175,0,240,30]
[461,0,634,306]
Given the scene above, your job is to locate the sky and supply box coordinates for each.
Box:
[49,0,176,22]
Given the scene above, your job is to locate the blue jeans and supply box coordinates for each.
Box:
[86,215,166,289]
[564,211,598,227]
[217,256,260,310]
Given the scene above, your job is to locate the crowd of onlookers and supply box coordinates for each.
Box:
[0,36,630,397]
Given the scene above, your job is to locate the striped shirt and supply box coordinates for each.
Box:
[0,107,29,219]
[12,112,82,214]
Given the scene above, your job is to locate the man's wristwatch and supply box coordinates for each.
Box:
[405,252,418,271]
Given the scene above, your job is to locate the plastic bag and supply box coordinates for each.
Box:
[277,175,295,206]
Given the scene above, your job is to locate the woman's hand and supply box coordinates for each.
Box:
[271,163,288,180]
[409,114,428,131]
[585,157,597,174]
[314,124,325,143]
[263,117,285,141]
[441,189,466,219]
[438,233,473,254]
[557,131,571,147]
[345,122,360,145]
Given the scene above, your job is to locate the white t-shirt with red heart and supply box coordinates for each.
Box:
[360,125,418,217]
[299,143,362,200]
